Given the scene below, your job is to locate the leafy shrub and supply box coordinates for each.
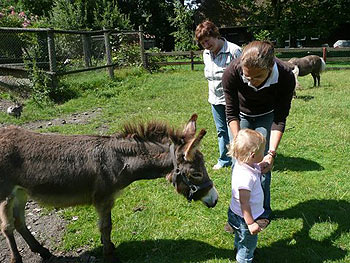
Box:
[93,0,131,30]
[169,2,198,51]
[112,34,142,68]
[49,0,87,30]
[0,6,31,27]
[145,47,166,71]
[254,30,272,41]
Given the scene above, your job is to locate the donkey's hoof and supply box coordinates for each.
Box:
[103,248,120,263]
[40,248,53,260]
[11,257,23,263]
[103,255,120,263]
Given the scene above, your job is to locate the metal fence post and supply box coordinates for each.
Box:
[47,28,58,88]
[103,27,114,79]
[139,25,147,69]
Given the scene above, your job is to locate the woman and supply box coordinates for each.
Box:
[195,20,242,170]
[222,40,295,219]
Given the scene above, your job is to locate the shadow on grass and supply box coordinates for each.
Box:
[274,153,324,172]
[116,239,233,262]
[42,200,350,263]
[294,95,315,101]
[256,199,350,263]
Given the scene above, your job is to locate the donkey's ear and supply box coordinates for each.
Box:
[183,114,198,139]
[184,129,206,161]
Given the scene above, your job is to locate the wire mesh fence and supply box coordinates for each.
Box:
[0,27,143,82]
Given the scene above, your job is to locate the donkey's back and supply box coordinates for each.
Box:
[0,126,121,207]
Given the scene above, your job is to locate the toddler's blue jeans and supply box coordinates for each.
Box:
[228,208,258,263]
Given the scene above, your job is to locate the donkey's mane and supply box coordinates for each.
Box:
[116,121,184,144]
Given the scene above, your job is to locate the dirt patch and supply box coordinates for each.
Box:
[0,201,101,263]
[0,98,109,133]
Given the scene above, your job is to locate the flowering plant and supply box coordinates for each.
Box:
[0,6,38,28]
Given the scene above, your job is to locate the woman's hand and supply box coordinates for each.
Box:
[259,154,274,174]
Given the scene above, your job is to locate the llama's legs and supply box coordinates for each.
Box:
[0,197,23,263]
[311,73,316,86]
[13,190,52,260]
[95,201,116,262]
[311,73,321,86]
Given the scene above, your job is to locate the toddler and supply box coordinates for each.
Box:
[227,129,269,263]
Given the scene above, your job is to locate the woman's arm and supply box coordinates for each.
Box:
[260,129,283,174]
[239,189,261,235]
[229,119,240,139]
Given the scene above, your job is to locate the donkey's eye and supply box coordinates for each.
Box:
[191,172,203,178]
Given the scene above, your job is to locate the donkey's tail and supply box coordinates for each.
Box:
[320,58,326,73]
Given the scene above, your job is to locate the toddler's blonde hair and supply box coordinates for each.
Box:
[228,129,266,163]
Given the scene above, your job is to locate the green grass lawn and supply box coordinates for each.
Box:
[1,65,350,262]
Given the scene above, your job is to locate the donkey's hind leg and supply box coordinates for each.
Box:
[0,195,23,263]
[13,189,52,260]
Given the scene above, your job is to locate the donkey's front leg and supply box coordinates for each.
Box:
[14,190,52,260]
[0,198,22,263]
[95,201,117,262]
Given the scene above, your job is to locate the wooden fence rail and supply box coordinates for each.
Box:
[1,25,350,87]
[145,47,350,70]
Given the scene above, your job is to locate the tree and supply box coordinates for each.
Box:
[117,0,176,51]
[194,0,350,47]
[169,1,197,51]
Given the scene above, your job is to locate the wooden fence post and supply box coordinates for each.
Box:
[139,25,147,69]
[103,27,114,79]
[323,47,327,62]
[82,33,92,67]
[190,51,194,70]
[47,28,58,88]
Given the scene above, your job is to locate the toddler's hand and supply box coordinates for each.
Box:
[248,222,261,235]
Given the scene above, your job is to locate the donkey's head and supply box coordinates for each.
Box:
[168,114,218,208]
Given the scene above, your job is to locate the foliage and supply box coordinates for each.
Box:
[195,0,350,47]
[194,0,246,27]
[17,0,54,17]
[145,47,165,72]
[49,0,88,30]
[25,59,73,104]
[116,0,176,51]
[253,29,272,41]
[169,1,198,51]
[93,0,131,30]
[112,35,142,68]
[0,5,37,27]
